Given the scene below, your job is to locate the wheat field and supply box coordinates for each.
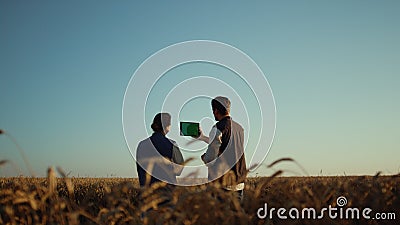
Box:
[0,168,398,225]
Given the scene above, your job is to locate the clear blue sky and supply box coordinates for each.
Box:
[1,1,399,177]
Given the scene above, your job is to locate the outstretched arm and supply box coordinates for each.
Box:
[194,126,209,143]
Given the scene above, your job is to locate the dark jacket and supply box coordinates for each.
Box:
[136,132,184,187]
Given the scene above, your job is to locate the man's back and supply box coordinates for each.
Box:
[206,116,247,185]
[136,132,183,186]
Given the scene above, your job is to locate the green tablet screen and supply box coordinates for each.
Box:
[180,122,199,136]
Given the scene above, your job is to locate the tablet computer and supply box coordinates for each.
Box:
[180,122,199,136]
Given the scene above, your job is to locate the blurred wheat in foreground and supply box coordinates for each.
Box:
[0,167,399,225]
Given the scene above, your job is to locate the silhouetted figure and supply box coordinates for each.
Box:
[197,96,247,200]
[136,113,184,187]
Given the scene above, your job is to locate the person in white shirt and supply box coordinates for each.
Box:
[196,96,247,200]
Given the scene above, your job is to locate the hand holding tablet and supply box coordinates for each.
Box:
[181,121,210,145]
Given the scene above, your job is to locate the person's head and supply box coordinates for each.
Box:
[211,96,231,121]
[151,113,171,135]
